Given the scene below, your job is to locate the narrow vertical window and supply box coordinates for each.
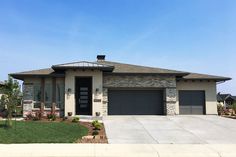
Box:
[56,83,64,109]
[33,84,41,108]
[44,83,52,108]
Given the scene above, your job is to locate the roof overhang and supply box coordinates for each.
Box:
[103,72,190,76]
[176,77,232,82]
[10,73,65,81]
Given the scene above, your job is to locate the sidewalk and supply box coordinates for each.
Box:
[0,144,235,157]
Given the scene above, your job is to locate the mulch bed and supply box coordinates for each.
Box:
[221,115,236,119]
[77,122,108,143]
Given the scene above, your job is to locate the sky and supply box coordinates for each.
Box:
[0,0,235,94]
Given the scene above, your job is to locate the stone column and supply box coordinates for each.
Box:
[40,78,45,115]
[165,88,177,115]
[102,88,108,116]
[22,83,34,117]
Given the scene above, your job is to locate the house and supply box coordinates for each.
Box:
[10,55,231,117]
[217,93,236,107]
[0,81,5,98]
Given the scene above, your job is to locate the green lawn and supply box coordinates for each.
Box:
[0,121,88,143]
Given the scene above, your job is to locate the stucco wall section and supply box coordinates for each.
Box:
[103,74,176,88]
[176,80,217,115]
[64,70,103,116]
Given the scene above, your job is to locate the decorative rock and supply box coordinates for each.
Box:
[82,136,94,140]
[94,135,100,140]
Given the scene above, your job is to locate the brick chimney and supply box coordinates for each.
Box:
[97,55,106,62]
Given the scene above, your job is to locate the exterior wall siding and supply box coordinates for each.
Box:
[176,80,217,115]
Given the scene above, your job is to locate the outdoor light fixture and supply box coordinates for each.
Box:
[67,88,72,96]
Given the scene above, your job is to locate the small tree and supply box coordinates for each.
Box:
[232,102,236,115]
[0,77,22,128]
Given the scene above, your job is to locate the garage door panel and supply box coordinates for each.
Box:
[179,106,191,115]
[179,90,205,115]
[108,90,164,115]
[191,106,204,114]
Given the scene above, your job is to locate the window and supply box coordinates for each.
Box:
[44,83,52,108]
[33,84,41,108]
[56,83,64,109]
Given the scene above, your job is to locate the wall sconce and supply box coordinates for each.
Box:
[67,88,72,96]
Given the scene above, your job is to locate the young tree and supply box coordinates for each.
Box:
[0,77,22,128]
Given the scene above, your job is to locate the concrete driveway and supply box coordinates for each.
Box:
[103,115,236,144]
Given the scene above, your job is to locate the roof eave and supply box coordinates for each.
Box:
[103,72,190,76]
[177,77,232,82]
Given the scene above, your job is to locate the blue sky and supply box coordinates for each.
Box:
[0,0,235,94]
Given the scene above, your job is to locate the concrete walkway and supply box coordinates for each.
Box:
[103,115,236,144]
[0,144,235,157]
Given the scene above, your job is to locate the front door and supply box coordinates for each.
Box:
[75,77,92,115]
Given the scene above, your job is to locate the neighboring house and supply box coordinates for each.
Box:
[0,81,5,98]
[10,55,231,117]
[217,93,236,107]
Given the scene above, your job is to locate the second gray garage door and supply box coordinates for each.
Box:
[179,90,205,115]
[108,89,164,115]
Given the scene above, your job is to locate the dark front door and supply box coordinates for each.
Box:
[179,90,205,115]
[75,77,92,115]
[108,89,164,115]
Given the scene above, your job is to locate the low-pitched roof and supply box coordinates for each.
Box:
[10,60,231,81]
[231,96,236,101]
[99,61,188,75]
[217,94,224,102]
[52,61,114,71]
[181,73,231,81]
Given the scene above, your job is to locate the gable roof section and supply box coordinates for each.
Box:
[10,60,231,81]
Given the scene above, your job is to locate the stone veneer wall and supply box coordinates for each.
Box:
[103,74,176,88]
[102,74,177,115]
[165,88,177,115]
[22,83,34,117]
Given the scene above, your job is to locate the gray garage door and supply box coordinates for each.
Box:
[108,90,164,115]
[179,90,205,115]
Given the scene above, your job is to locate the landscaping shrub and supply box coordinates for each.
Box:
[72,117,80,123]
[25,113,34,120]
[232,102,236,114]
[92,130,99,136]
[217,104,224,115]
[92,120,99,127]
[34,111,43,120]
[47,113,56,121]
[92,120,102,130]
[94,122,102,130]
